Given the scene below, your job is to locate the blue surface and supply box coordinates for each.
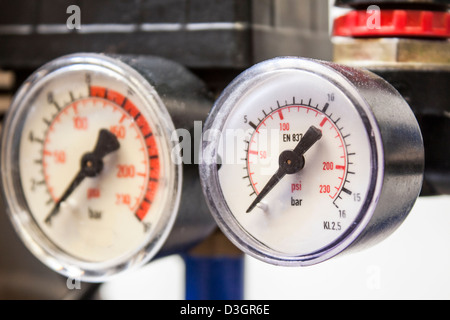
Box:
[183,254,244,300]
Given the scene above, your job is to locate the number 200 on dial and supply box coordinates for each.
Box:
[200,57,423,266]
[1,54,181,281]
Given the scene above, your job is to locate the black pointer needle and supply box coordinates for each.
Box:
[45,129,120,225]
[246,126,322,213]
[293,126,322,157]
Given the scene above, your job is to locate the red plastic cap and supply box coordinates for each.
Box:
[333,9,450,38]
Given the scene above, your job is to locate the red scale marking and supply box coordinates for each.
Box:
[248,105,347,198]
[123,100,139,118]
[106,90,125,106]
[90,86,106,98]
[44,86,159,222]
[149,158,160,180]
[278,110,284,120]
[104,87,159,221]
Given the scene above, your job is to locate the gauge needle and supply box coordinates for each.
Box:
[246,126,322,213]
[45,129,120,225]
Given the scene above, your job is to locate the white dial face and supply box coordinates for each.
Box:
[17,62,174,265]
[216,69,374,259]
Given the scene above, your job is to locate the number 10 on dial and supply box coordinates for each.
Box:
[200,57,424,266]
[1,54,181,281]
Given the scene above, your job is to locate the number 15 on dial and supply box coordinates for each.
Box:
[200,57,424,266]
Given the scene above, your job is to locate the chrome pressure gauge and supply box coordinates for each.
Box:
[200,57,424,266]
[1,53,182,282]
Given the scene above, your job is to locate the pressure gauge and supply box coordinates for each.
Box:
[0,53,183,282]
[200,57,424,266]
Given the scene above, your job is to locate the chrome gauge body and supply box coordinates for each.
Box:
[200,57,424,266]
[1,54,181,281]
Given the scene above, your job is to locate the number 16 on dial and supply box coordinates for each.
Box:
[200,57,424,266]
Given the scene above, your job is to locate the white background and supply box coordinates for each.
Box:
[99,195,450,300]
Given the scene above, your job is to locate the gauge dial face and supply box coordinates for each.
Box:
[2,54,180,280]
[203,60,380,265]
